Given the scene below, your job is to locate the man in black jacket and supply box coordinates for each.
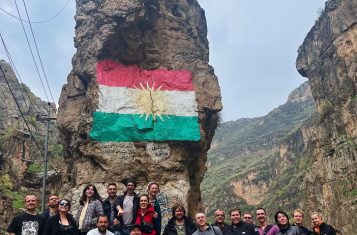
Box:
[311,212,336,235]
[115,179,140,235]
[293,209,312,235]
[213,209,230,235]
[228,209,259,235]
[103,183,120,234]
[163,204,197,235]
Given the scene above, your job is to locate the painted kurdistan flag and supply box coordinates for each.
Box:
[89,60,201,142]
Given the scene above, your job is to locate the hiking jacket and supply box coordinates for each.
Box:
[193,225,222,235]
[292,225,312,235]
[228,221,260,235]
[44,213,78,235]
[163,216,197,235]
[102,197,119,231]
[312,223,336,235]
[276,225,301,235]
[213,223,231,235]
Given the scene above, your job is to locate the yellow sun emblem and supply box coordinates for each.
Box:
[133,82,171,121]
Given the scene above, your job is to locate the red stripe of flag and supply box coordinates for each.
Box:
[97,60,194,91]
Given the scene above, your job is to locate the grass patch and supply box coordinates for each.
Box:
[27,163,43,173]
[49,144,64,155]
[0,175,25,209]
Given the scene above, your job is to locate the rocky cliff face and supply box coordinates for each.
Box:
[57,0,222,220]
[296,0,357,233]
[202,1,356,234]
[0,60,62,232]
[202,81,316,216]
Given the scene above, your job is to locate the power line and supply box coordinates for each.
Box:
[0,58,45,159]
[1,34,60,177]
[1,33,47,119]
[1,34,30,112]
[0,0,72,24]
[13,0,50,103]
[0,58,60,176]
[21,0,55,104]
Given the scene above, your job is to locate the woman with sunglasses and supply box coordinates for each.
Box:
[44,199,78,235]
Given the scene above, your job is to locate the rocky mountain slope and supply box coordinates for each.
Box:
[202,0,356,234]
[0,60,63,232]
[202,81,316,215]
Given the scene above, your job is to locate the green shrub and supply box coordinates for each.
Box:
[0,128,14,142]
[49,144,64,155]
[27,163,43,173]
[0,174,12,190]
[318,100,333,118]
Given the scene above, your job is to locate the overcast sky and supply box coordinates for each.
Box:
[0,0,326,121]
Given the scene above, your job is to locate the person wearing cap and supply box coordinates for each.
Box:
[115,179,140,235]
[130,224,143,235]
[43,199,78,235]
[88,215,114,235]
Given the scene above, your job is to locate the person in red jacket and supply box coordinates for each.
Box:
[135,194,156,235]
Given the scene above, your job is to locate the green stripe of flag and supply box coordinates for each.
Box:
[89,112,200,142]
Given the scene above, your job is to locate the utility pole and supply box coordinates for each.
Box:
[36,102,56,212]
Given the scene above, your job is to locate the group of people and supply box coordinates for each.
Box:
[205,208,337,235]
[6,180,338,235]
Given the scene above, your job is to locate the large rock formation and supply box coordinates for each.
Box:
[0,60,62,231]
[296,0,357,233]
[57,0,222,221]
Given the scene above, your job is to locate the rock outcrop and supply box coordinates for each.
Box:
[0,60,62,231]
[57,0,222,221]
[296,0,357,233]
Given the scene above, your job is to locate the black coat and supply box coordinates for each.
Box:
[102,197,118,222]
[213,223,231,235]
[163,217,197,235]
[312,223,336,235]
[228,221,259,235]
[114,192,140,225]
[43,213,78,235]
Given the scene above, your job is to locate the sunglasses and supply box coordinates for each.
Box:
[216,214,225,217]
[59,201,69,207]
